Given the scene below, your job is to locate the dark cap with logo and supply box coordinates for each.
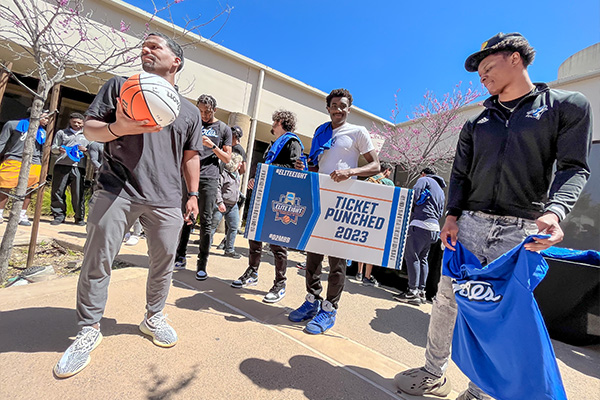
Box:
[465,32,529,72]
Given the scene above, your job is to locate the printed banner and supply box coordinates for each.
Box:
[245,164,413,269]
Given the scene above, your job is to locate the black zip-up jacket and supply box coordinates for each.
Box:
[447,83,592,221]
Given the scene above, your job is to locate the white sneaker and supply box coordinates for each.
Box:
[54,326,103,378]
[139,312,178,347]
[125,235,140,246]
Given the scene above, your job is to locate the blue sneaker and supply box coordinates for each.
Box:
[305,308,337,335]
[288,299,321,322]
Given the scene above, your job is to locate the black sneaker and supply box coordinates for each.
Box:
[18,219,32,226]
[393,290,422,305]
[231,267,258,288]
[362,276,379,287]
[355,273,363,281]
[74,219,86,226]
[216,241,225,250]
[50,218,64,226]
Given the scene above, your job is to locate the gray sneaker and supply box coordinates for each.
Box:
[54,326,103,378]
[139,312,178,348]
[394,367,451,396]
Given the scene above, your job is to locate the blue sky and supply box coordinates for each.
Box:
[125,0,599,121]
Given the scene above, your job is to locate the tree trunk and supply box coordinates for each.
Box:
[0,95,47,284]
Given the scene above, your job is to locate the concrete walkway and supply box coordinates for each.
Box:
[1,217,599,399]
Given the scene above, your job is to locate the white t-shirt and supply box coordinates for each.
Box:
[317,122,375,176]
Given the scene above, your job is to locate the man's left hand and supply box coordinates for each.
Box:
[330,169,353,182]
[184,197,199,225]
[524,212,564,252]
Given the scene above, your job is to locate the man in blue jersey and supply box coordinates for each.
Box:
[394,33,592,400]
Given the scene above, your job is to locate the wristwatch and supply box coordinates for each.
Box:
[187,192,199,198]
[212,144,217,150]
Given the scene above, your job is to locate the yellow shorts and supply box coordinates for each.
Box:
[0,159,41,188]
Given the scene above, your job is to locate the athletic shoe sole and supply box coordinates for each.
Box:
[53,333,103,379]
[138,321,178,348]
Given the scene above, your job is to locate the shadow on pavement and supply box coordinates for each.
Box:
[553,343,600,380]
[370,305,431,348]
[239,355,395,400]
[143,363,199,400]
[0,307,138,353]
[59,231,87,239]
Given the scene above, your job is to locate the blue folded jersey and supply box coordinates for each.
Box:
[442,235,567,400]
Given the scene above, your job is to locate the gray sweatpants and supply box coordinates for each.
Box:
[424,211,538,398]
[76,190,183,326]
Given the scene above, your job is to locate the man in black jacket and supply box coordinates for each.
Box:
[394,33,592,400]
[231,109,305,304]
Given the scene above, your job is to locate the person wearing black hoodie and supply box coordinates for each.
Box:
[394,167,446,305]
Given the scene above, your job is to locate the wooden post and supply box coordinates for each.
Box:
[26,84,61,268]
[0,62,13,106]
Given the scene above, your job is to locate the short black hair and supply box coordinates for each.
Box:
[70,112,84,120]
[326,88,353,107]
[272,109,297,133]
[495,38,536,68]
[380,161,394,172]
[147,32,185,72]
[421,167,437,175]
[231,125,243,139]
[197,94,217,110]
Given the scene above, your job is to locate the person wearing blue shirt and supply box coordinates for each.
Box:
[394,167,446,305]
[394,33,592,400]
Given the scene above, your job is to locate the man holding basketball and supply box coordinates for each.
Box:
[54,32,203,378]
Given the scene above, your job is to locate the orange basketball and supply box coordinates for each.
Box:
[119,72,181,127]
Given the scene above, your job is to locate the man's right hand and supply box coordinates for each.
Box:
[110,97,162,137]
[440,215,459,251]
[218,203,226,213]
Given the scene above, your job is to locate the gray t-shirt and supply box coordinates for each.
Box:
[0,120,44,164]
[85,76,203,207]
[200,120,232,178]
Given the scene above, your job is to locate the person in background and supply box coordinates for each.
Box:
[50,112,88,226]
[211,153,243,258]
[0,109,50,226]
[174,94,232,281]
[394,166,446,305]
[231,109,305,304]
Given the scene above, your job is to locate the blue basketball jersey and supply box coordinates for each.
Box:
[442,235,567,400]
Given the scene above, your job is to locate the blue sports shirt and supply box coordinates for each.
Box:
[442,235,567,400]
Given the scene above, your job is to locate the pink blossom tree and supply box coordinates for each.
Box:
[0,0,231,283]
[372,82,482,187]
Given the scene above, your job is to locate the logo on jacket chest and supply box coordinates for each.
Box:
[452,280,502,302]
[526,105,548,120]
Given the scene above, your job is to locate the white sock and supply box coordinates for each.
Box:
[305,293,317,303]
[20,209,27,219]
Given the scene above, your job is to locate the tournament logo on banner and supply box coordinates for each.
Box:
[245,164,413,269]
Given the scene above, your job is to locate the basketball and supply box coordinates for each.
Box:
[119,72,181,127]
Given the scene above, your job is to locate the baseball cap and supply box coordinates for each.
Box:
[231,125,243,139]
[464,32,527,72]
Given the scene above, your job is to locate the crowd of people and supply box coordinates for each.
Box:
[0,29,591,400]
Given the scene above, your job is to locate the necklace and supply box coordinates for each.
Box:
[497,100,516,113]
[497,87,535,113]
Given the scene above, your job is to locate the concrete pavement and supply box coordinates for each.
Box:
[1,217,599,399]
